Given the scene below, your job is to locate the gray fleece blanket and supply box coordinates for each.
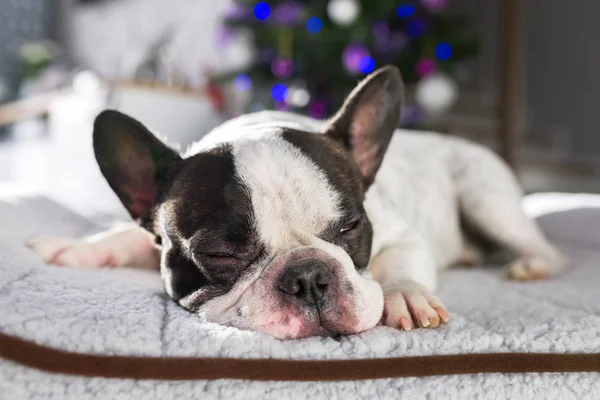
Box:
[1,185,600,399]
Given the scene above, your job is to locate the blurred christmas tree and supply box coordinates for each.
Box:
[217,0,479,126]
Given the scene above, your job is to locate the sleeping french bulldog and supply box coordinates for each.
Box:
[28,66,566,339]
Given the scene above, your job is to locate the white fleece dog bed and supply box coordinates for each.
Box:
[1,186,599,399]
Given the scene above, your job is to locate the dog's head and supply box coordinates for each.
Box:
[93,66,403,339]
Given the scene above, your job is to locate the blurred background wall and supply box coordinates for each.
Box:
[444,0,600,159]
[1,0,599,217]
[526,0,600,158]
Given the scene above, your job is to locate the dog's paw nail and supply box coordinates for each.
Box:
[399,317,412,331]
[429,315,440,328]
[419,312,430,328]
[436,307,450,323]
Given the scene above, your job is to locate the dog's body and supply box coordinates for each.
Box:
[28,67,566,339]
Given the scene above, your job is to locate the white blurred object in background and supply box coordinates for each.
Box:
[415,73,459,117]
[327,0,360,26]
[110,84,222,149]
[45,70,122,217]
[5,70,224,218]
[64,0,237,87]
[219,33,254,74]
[44,70,222,217]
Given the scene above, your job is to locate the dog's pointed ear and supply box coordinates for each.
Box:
[324,66,404,187]
[93,110,181,223]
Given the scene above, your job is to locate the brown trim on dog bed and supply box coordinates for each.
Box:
[1,331,599,381]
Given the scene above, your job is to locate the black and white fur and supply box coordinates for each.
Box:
[28,66,566,339]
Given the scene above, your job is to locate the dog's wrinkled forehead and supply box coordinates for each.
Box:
[233,131,349,247]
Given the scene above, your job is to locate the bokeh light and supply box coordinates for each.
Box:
[288,87,311,107]
[396,4,415,18]
[234,74,252,91]
[306,17,323,34]
[342,43,370,75]
[271,83,289,102]
[358,57,375,74]
[435,43,452,60]
[253,2,271,21]
[271,58,294,78]
[416,58,436,77]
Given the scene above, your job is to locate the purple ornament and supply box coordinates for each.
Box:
[416,58,436,77]
[342,43,370,75]
[272,3,304,25]
[374,23,409,56]
[377,31,409,55]
[216,27,234,47]
[271,58,294,78]
[224,4,251,21]
[373,22,390,44]
[309,100,327,119]
[420,0,449,13]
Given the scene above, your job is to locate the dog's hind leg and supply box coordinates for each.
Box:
[450,141,567,280]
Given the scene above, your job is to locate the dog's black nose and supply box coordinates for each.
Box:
[278,260,332,304]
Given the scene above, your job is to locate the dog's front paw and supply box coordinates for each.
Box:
[26,236,119,268]
[381,280,449,331]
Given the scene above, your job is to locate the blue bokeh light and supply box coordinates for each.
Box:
[435,43,452,61]
[358,57,375,74]
[253,2,271,21]
[234,74,252,91]
[406,19,424,37]
[396,4,415,18]
[306,16,323,34]
[271,83,288,102]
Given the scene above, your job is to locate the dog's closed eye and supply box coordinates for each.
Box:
[340,220,360,234]
[194,251,247,267]
[193,243,264,268]
[339,215,365,237]
[203,252,237,259]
